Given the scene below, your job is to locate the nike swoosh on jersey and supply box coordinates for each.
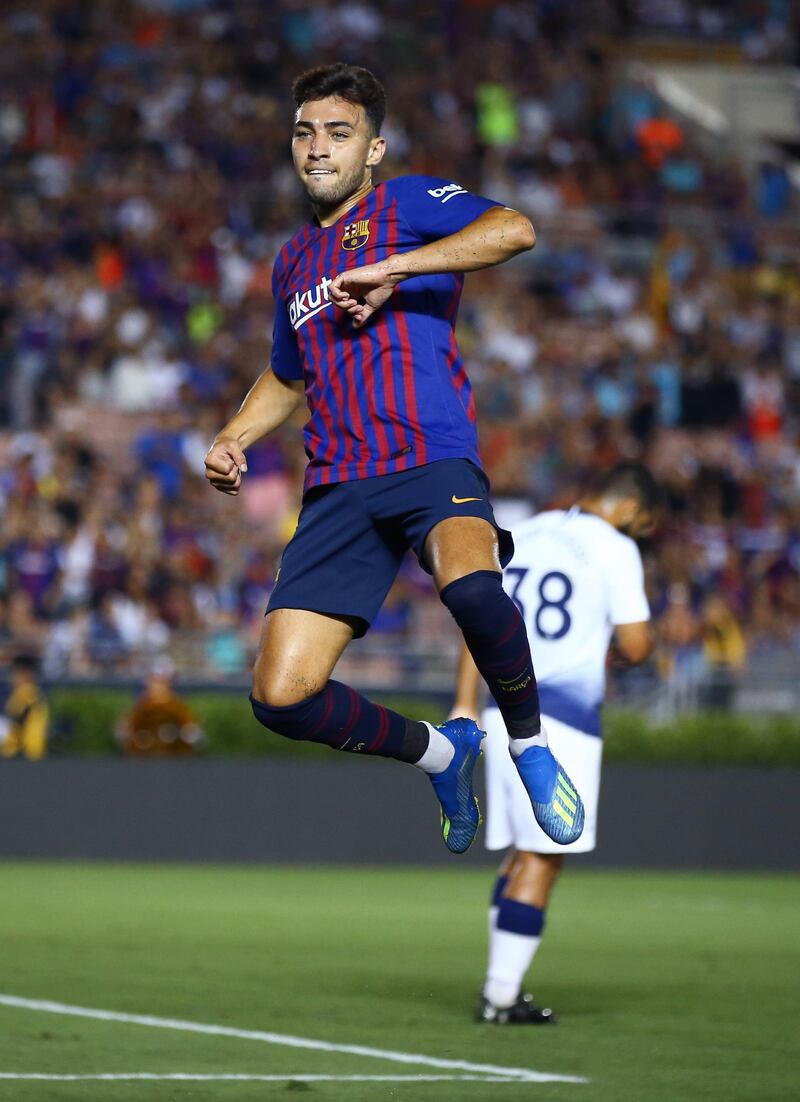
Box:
[451,495,482,504]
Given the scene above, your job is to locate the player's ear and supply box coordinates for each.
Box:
[366,136,386,167]
[618,498,640,531]
[637,509,657,538]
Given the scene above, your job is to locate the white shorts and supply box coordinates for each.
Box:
[482,707,602,854]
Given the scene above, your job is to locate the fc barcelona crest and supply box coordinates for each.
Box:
[342,219,370,250]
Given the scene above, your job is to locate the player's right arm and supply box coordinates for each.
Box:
[206,263,305,496]
[205,370,304,495]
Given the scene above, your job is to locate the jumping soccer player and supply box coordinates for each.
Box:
[204,62,584,853]
[451,463,659,1020]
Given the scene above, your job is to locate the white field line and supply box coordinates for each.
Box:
[1,1074,518,1083]
[0,994,588,1086]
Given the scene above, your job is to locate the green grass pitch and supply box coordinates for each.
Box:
[0,863,797,1101]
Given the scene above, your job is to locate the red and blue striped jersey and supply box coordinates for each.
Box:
[270,175,501,492]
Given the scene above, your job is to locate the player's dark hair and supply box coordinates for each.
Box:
[591,462,663,512]
[292,63,386,137]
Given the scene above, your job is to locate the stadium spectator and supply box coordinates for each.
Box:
[115,657,204,757]
[699,594,747,709]
[635,110,685,169]
[0,653,49,760]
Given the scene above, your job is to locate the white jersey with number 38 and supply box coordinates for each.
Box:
[502,507,650,737]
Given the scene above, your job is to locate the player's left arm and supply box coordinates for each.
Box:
[607,537,653,665]
[329,205,535,328]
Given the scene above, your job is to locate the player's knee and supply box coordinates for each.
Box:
[250,691,312,741]
[251,674,305,710]
[439,569,506,634]
[517,850,564,884]
[251,661,299,705]
[251,654,320,709]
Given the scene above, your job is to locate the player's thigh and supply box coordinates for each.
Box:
[482,707,519,853]
[266,481,405,641]
[427,516,501,589]
[544,719,603,852]
[388,459,513,588]
[253,608,355,705]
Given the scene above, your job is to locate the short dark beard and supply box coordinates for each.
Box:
[303,160,370,215]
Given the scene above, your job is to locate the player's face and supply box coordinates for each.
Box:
[292,97,385,210]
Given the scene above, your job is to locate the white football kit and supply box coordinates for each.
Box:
[484,507,650,854]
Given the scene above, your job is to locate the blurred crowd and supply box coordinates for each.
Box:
[1,0,799,692]
[631,0,798,62]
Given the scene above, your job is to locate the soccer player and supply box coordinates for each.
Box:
[451,463,659,1020]
[204,62,584,853]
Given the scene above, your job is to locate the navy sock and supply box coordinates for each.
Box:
[440,570,541,737]
[250,684,428,762]
[491,874,509,908]
[496,898,545,938]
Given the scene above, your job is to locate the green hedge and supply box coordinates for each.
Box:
[44,688,800,765]
[47,689,443,761]
[603,709,800,766]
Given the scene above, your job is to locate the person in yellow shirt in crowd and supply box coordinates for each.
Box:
[0,655,49,760]
[700,595,747,710]
[702,595,747,670]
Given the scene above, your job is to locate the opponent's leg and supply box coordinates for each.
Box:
[429,517,584,845]
[479,850,563,1024]
[250,608,482,851]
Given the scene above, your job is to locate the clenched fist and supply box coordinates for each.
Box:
[328,260,403,328]
[205,438,247,496]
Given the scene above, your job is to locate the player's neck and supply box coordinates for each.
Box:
[577,497,611,524]
[579,496,627,530]
[313,178,374,228]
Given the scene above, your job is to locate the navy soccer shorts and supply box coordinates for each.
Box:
[266,458,514,638]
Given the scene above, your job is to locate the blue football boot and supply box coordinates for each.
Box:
[513,744,584,845]
[427,718,484,854]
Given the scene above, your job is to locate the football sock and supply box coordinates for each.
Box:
[488,873,509,941]
[250,685,428,762]
[413,721,456,774]
[485,893,546,1008]
[508,730,549,757]
[440,570,542,738]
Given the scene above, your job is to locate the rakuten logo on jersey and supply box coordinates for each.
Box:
[288,275,334,330]
[427,182,467,204]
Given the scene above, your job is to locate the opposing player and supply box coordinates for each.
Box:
[451,463,659,1020]
[204,62,585,853]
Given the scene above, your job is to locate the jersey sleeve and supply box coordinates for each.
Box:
[606,536,651,625]
[390,175,503,241]
[270,265,304,381]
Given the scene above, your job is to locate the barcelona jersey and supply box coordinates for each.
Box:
[270,175,501,492]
